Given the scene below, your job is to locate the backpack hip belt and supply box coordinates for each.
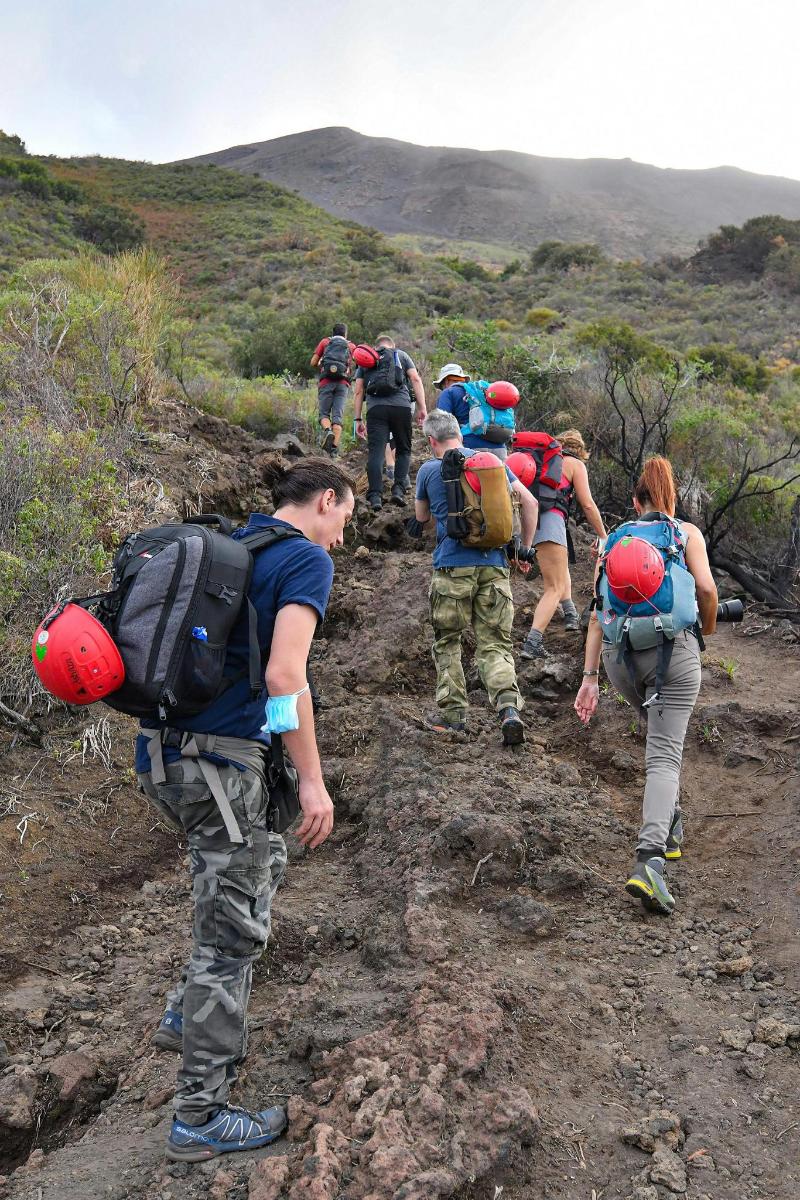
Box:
[141,726,294,844]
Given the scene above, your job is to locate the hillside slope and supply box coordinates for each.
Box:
[182,126,800,258]
[1,415,798,1199]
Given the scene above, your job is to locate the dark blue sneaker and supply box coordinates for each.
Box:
[151,1010,182,1052]
[166,1104,287,1161]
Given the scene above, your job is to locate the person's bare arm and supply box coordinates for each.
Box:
[310,352,320,368]
[682,522,718,635]
[570,460,606,538]
[415,497,431,523]
[266,604,333,848]
[512,479,538,548]
[353,378,366,438]
[407,368,427,422]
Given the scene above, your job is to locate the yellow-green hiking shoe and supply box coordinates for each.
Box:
[625,857,675,915]
[665,809,684,860]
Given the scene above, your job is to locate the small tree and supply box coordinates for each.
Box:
[575,320,701,502]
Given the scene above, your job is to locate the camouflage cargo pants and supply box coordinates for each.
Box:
[429,565,522,719]
[138,757,287,1123]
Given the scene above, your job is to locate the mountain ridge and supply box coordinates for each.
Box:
[181,126,800,258]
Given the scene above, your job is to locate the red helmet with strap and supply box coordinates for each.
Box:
[32,603,124,705]
[464,451,503,493]
[506,451,537,489]
[485,380,519,409]
[352,344,380,369]
[604,536,665,604]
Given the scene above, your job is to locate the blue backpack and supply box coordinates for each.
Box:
[595,513,701,707]
[460,381,515,445]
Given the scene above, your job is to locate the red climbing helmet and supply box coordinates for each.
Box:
[32,603,125,705]
[485,380,519,409]
[604,536,665,604]
[352,344,380,369]
[464,451,503,493]
[506,451,537,489]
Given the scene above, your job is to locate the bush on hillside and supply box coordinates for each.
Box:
[531,241,604,271]
[690,215,800,293]
[73,201,145,254]
[0,249,175,424]
[686,343,770,394]
[0,410,126,705]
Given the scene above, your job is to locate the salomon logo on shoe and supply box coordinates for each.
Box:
[151,1009,183,1052]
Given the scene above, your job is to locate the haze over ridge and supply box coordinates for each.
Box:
[183,127,800,259]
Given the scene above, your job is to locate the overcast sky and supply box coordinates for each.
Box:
[3,0,799,180]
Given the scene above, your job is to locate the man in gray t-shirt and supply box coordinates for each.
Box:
[353,335,427,510]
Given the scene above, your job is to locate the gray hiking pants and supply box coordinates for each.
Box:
[602,629,702,856]
[138,758,286,1123]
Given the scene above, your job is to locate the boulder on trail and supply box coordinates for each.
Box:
[0,1066,38,1129]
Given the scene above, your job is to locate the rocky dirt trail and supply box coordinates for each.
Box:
[1,415,799,1200]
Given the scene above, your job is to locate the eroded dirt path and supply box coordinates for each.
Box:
[1,491,798,1200]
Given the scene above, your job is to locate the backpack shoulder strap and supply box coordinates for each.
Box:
[239,525,305,553]
[239,525,307,693]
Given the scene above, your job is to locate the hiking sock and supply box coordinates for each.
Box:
[637,847,666,863]
[561,600,578,619]
[526,628,544,646]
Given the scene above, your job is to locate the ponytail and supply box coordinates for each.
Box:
[634,456,676,517]
[262,456,355,506]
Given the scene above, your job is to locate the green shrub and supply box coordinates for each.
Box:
[0,410,127,704]
[73,202,145,254]
[525,306,561,330]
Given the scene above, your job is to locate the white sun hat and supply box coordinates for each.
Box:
[433,363,471,389]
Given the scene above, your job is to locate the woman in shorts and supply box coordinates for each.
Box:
[520,429,606,659]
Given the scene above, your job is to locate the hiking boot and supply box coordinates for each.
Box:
[424,710,466,734]
[320,428,335,454]
[368,494,383,512]
[329,444,339,459]
[562,611,581,632]
[625,857,675,915]
[665,809,684,860]
[390,484,406,507]
[520,632,547,660]
[499,706,525,746]
[166,1104,287,1162]
[151,1009,182,1052]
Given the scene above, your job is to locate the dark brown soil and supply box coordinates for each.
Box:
[1,410,798,1200]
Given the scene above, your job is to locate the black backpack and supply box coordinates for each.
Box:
[320,335,350,379]
[365,347,406,397]
[87,515,303,721]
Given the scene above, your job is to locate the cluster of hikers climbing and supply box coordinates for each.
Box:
[30,323,742,1165]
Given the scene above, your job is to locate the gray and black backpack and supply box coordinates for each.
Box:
[320,335,350,379]
[88,515,302,721]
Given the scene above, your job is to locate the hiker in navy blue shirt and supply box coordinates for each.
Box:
[136,458,355,1162]
[414,409,537,745]
[434,363,510,461]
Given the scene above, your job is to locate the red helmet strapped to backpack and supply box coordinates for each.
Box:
[352,344,380,369]
[463,451,504,493]
[484,380,519,409]
[32,603,124,705]
[604,536,666,605]
[506,451,537,489]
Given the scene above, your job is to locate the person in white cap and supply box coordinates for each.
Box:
[434,363,510,462]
